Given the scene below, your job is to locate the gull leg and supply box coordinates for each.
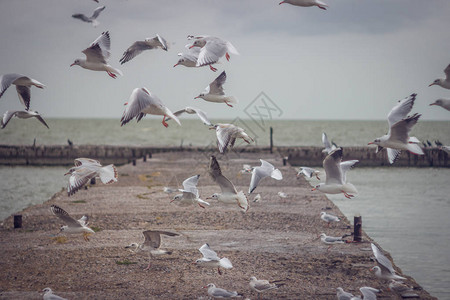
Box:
[162,116,169,128]
[225,52,230,61]
[144,262,151,270]
[225,101,233,107]
[107,71,117,79]
[209,65,217,72]
[198,203,205,209]
[327,245,332,252]
[83,232,91,242]
[315,175,321,180]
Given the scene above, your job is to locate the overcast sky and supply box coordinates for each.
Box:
[1,0,450,120]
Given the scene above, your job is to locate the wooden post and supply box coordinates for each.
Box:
[269,127,273,154]
[354,215,362,242]
[14,215,22,229]
[90,177,96,185]
[132,159,136,166]
[143,154,147,162]
[132,149,136,166]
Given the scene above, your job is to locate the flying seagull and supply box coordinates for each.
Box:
[248,159,283,194]
[171,174,210,208]
[72,6,106,27]
[195,71,237,107]
[429,63,450,89]
[119,34,168,65]
[70,31,123,78]
[0,73,45,110]
[279,0,328,10]
[167,106,213,126]
[195,243,233,275]
[50,205,94,241]
[430,98,450,111]
[212,123,254,153]
[1,110,49,129]
[188,35,239,70]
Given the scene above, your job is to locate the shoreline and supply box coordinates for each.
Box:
[0,152,436,299]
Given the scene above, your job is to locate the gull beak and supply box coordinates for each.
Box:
[189,45,195,49]
[70,63,75,67]
[428,83,435,87]
[64,171,71,176]
[279,1,285,4]
[311,188,316,191]
[367,142,374,145]
[429,103,436,106]
[173,63,179,67]
[194,96,200,99]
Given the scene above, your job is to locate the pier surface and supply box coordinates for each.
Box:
[0,152,435,299]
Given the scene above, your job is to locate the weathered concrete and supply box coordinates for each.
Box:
[0,152,435,299]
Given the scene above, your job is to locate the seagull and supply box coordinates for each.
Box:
[42,287,67,300]
[430,98,450,111]
[429,63,450,89]
[195,71,237,107]
[0,73,45,110]
[350,287,380,300]
[249,276,284,299]
[64,158,118,196]
[279,0,328,10]
[173,46,213,70]
[297,167,321,180]
[125,230,179,270]
[322,132,337,154]
[311,148,358,199]
[320,211,340,227]
[188,35,239,70]
[369,93,424,164]
[371,243,406,281]
[388,280,418,297]
[207,155,249,212]
[203,283,242,298]
[167,106,213,126]
[278,191,288,198]
[337,287,354,300]
[120,87,180,128]
[253,194,261,202]
[440,145,450,154]
[72,6,105,27]
[239,164,253,174]
[212,123,254,153]
[319,233,346,251]
[119,34,168,65]
[171,174,210,208]
[248,159,283,194]
[195,243,233,275]
[1,110,49,129]
[50,205,94,241]
[70,31,123,79]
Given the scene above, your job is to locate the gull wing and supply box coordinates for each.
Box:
[299,167,315,178]
[371,243,395,274]
[0,73,25,99]
[155,34,168,51]
[32,113,49,129]
[72,13,90,22]
[199,243,220,260]
[74,158,102,167]
[359,287,379,300]
[142,230,161,249]
[197,38,227,67]
[181,174,200,197]
[322,132,332,153]
[387,93,416,129]
[50,205,82,228]
[340,160,358,183]
[15,85,31,110]
[119,41,153,65]
[323,148,344,185]
[83,31,110,63]
[1,111,18,129]
[190,107,213,126]
[390,113,421,144]
[78,215,89,226]
[68,167,97,196]
[444,64,450,80]
[387,148,401,164]
[248,160,280,194]
[120,88,153,125]
[90,6,105,19]
[208,156,237,194]
[208,71,226,95]
[210,287,237,298]
[215,124,238,154]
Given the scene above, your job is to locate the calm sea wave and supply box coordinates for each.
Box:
[0,119,449,298]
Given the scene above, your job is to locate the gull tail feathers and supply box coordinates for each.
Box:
[106,65,123,76]
[219,257,233,269]
[31,79,46,89]
[407,143,424,155]
[237,191,249,212]
[99,164,118,184]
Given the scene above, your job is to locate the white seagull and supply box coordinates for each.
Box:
[212,123,254,154]
[119,34,168,65]
[371,243,406,281]
[389,280,418,297]
[1,110,49,129]
[50,205,94,241]
[429,63,450,89]
[319,233,346,251]
[297,167,321,180]
[195,71,237,107]
[249,276,284,299]
[320,211,340,227]
[188,35,239,70]
[322,132,337,154]
[430,98,450,111]
[311,148,358,199]
[125,230,179,270]
[42,287,67,300]
[337,287,354,300]
[248,159,283,194]
[207,155,249,212]
[173,46,212,70]
[350,287,380,300]
[120,87,180,128]
[167,106,213,126]
[279,0,328,10]
[72,5,105,27]
[70,31,123,79]
[195,243,233,275]
[369,93,424,164]
[171,174,210,209]
[64,158,118,196]
[203,283,241,299]
[0,73,45,110]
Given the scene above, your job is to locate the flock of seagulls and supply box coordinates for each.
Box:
[3,1,448,299]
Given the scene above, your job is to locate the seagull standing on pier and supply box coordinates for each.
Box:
[120,87,180,128]
[42,287,67,300]
[320,211,340,227]
[203,283,241,298]
[371,243,406,281]
[70,31,123,79]
[249,276,285,299]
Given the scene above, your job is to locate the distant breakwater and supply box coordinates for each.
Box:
[0,144,447,167]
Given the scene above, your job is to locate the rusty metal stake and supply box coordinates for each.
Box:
[354,215,362,242]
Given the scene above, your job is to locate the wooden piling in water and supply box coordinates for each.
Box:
[354,215,362,242]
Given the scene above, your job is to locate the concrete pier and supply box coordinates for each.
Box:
[0,152,435,299]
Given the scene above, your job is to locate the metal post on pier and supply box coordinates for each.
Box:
[270,127,273,154]
[353,215,362,242]
[14,215,22,229]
